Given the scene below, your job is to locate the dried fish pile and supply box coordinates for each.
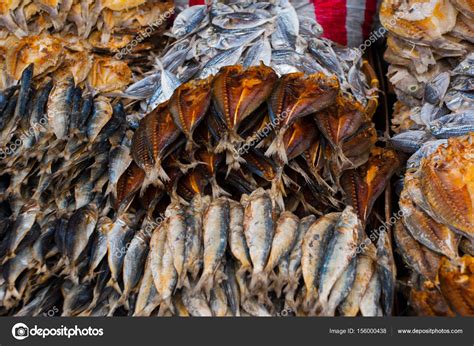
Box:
[125,64,391,216]
[380,0,473,108]
[0,187,394,317]
[395,135,474,316]
[0,0,172,43]
[0,34,133,91]
[123,0,378,113]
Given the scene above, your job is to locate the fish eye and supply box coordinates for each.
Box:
[408,85,418,92]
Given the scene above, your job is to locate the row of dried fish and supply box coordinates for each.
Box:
[381,0,473,107]
[123,0,378,114]
[0,189,396,317]
[390,54,474,169]
[127,63,390,217]
[0,63,132,215]
[395,135,473,316]
[0,0,172,43]
[0,34,133,91]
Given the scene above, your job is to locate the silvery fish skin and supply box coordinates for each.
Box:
[135,256,161,317]
[318,207,360,309]
[308,39,344,79]
[165,202,188,288]
[430,112,474,139]
[195,197,229,294]
[285,215,316,308]
[264,211,299,274]
[31,221,57,266]
[453,53,474,76]
[407,139,448,168]
[451,75,474,91]
[64,205,98,279]
[106,216,135,293]
[5,201,40,260]
[199,46,244,78]
[223,260,241,316]
[158,236,178,309]
[47,77,74,140]
[181,286,212,317]
[301,212,340,311]
[339,255,376,316]
[61,280,93,317]
[212,11,273,30]
[241,188,274,291]
[184,195,210,280]
[87,96,113,142]
[376,229,396,316]
[148,60,182,111]
[322,257,357,316]
[208,29,266,50]
[390,130,431,153]
[3,246,34,301]
[210,283,228,316]
[444,90,474,112]
[107,130,133,197]
[359,271,382,317]
[85,217,111,281]
[172,5,208,38]
[150,222,167,299]
[243,37,272,67]
[424,72,450,105]
[121,229,150,304]
[228,199,252,274]
[271,5,299,49]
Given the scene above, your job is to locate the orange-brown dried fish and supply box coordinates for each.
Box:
[131,103,180,189]
[282,117,318,162]
[341,147,400,226]
[114,161,145,213]
[399,191,459,259]
[409,279,455,316]
[168,77,213,152]
[438,255,474,316]
[314,94,366,149]
[266,72,339,163]
[394,220,442,281]
[212,64,277,169]
[5,34,63,80]
[420,135,474,239]
[87,56,131,93]
[379,0,458,43]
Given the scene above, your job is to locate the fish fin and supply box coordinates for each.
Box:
[211,177,230,198]
[265,134,288,163]
[106,277,123,295]
[249,270,267,293]
[194,272,213,296]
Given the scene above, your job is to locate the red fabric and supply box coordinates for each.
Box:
[362,0,378,38]
[313,0,348,46]
[189,0,205,5]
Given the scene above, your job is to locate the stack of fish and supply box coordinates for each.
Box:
[0,0,172,42]
[123,0,378,114]
[390,54,474,167]
[395,135,474,316]
[0,189,395,317]
[380,0,473,108]
[125,64,395,217]
[0,34,132,91]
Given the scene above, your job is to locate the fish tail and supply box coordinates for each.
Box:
[5,284,21,303]
[106,277,123,295]
[236,264,251,278]
[265,134,288,163]
[154,159,170,182]
[105,182,115,198]
[211,177,230,198]
[249,270,266,293]
[194,272,212,295]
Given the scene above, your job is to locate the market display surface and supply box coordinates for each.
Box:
[0,0,472,317]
